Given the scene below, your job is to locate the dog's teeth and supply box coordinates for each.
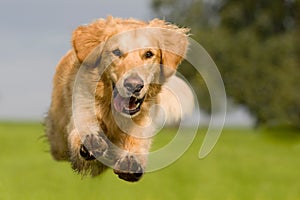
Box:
[124,102,140,111]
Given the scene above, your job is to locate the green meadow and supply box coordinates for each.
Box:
[0,122,299,200]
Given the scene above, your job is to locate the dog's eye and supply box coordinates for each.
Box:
[144,51,154,59]
[112,48,122,57]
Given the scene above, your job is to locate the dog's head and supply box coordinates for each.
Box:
[72,17,189,118]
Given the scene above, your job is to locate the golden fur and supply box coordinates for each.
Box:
[45,16,189,182]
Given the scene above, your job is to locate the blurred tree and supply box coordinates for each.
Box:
[152,0,300,127]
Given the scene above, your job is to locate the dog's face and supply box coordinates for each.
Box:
[102,30,163,117]
[72,18,189,118]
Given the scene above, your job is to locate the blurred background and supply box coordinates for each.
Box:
[152,0,299,128]
[0,0,299,199]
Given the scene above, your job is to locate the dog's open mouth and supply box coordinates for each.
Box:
[113,86,145,116]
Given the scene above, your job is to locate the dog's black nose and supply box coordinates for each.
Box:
[124,76,144,94]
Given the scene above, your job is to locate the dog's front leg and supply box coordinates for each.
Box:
[113,133,152,182]
[67,121,112,176]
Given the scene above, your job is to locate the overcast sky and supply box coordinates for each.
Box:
[0,0,152,120]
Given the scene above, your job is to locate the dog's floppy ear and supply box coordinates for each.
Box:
[151,20,189,78]
[72,17,118,62]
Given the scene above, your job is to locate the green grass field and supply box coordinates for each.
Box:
[0,122,300,200]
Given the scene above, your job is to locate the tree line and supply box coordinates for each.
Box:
[152,0,300,127]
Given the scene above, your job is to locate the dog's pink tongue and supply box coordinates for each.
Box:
[113,94,127,113]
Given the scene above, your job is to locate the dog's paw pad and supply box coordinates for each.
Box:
[113,155,144,182]
[80,133,108,161]
[79,144,95,160]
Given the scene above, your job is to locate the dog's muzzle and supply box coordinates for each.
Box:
[112,76,146,117]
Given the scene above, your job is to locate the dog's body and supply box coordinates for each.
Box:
[45,17,191,182]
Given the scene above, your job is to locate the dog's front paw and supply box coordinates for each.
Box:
[79,133,108,161]
[113,155,144,182]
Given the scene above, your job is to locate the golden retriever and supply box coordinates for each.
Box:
[45,16,190,182]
